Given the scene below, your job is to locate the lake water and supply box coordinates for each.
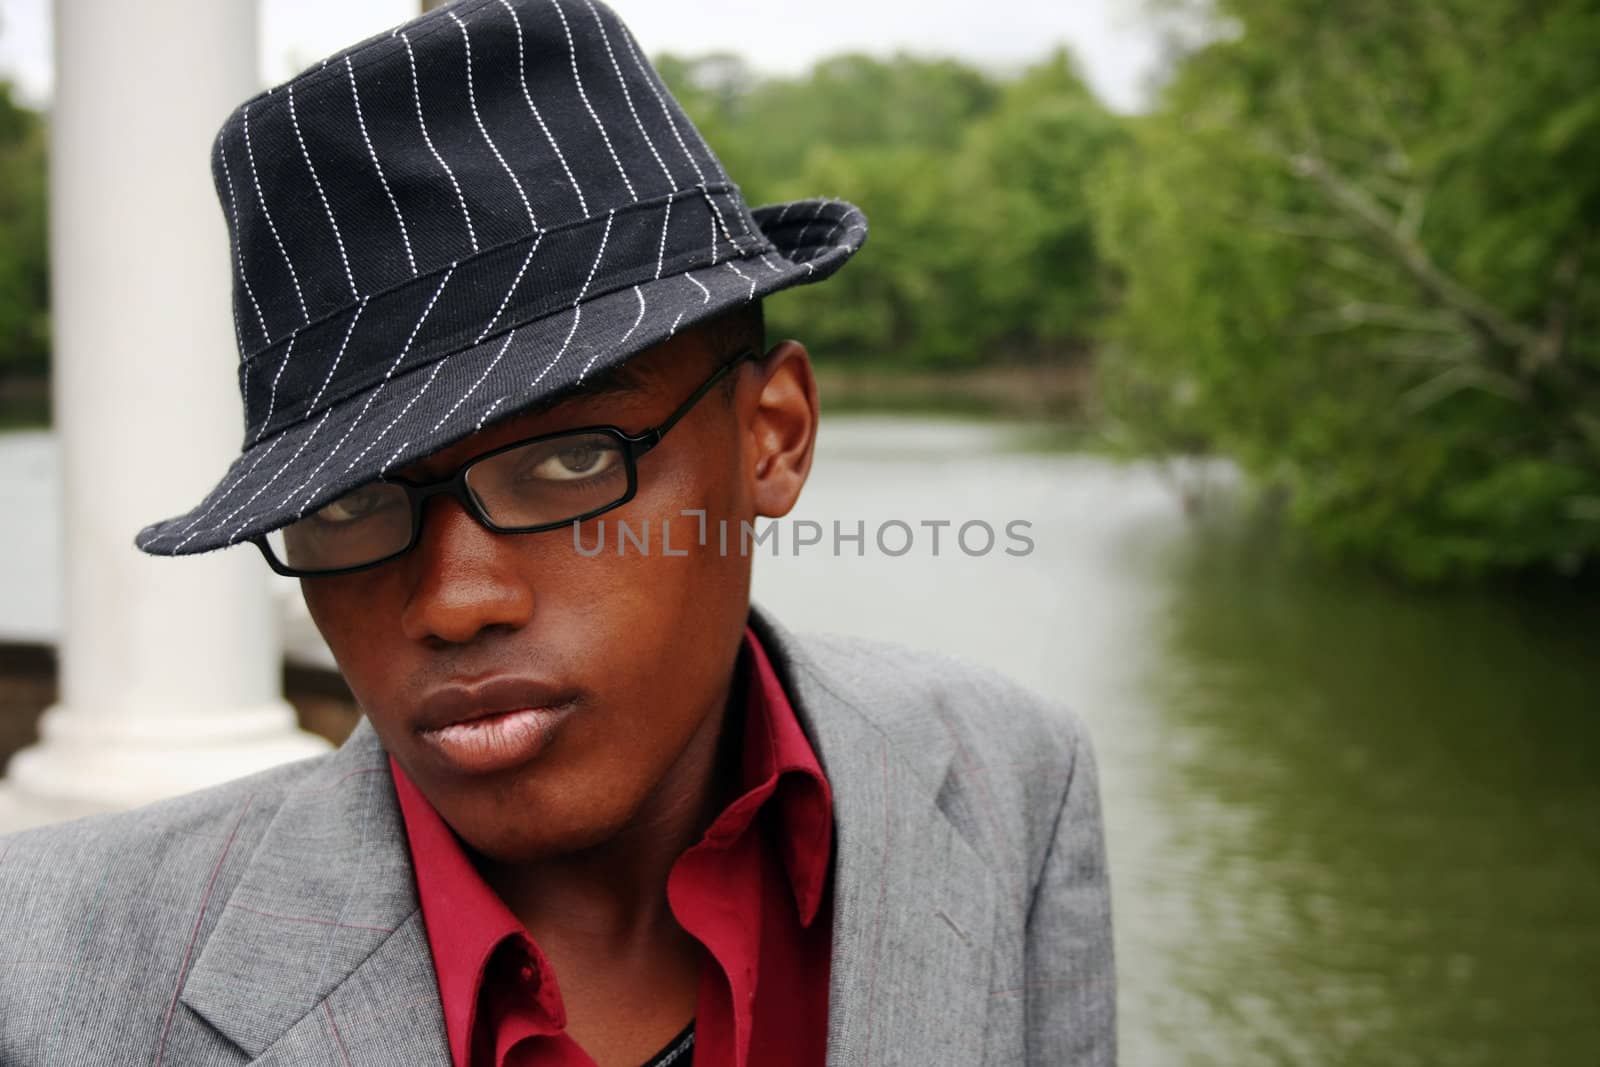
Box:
[3,419,1598,1063]
[762,417,1600,1065]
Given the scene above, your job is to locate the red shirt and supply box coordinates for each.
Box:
[390,625,834,1067]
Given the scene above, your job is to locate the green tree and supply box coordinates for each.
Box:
[660,51,1120,370]
[1095,0,1600,581]
[0,81,48,387]
[958,50,1124,362]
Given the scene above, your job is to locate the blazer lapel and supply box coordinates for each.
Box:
[242,909,450,1067]
[178,718,451,1065]
[750,605,999,1066]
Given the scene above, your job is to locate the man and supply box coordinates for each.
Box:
[0,2,1115,1064]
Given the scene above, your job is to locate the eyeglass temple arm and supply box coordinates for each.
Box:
[628,348,757,455]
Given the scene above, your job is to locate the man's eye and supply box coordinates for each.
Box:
[314,486,395,524]
[527,444,620,481]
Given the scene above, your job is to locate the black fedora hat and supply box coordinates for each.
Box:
[136,0,865,557]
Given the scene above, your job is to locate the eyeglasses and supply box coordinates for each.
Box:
[254,349,756,577]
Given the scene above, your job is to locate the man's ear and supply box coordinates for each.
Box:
[744,340,818,519]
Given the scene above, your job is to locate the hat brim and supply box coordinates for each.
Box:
[136,198,866,556]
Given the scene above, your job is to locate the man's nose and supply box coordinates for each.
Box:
[398,496,535,645]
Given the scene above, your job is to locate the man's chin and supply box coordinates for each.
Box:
[459,809,637,869]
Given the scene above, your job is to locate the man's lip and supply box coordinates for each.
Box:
[414,676,580,735]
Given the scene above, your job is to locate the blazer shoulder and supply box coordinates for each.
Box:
[784,628,1094,892]
[0,751,342,1061]
[0,748,328,909]
[790,627,1087,776]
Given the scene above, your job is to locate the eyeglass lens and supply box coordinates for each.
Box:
[266,430,630,573]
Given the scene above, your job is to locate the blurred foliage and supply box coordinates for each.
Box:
[1092,0,1600,582]
[659,51,1122,369]
[0,81,48,385]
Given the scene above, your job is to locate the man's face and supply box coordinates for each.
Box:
[299,328,817,864]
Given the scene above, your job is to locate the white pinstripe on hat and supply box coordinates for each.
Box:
[136,0,866,557]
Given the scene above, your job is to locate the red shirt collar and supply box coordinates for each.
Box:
[706,620,832,925]
[390,623,832,1066]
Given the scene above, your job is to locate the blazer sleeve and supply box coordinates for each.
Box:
[1025,711,1117,1066]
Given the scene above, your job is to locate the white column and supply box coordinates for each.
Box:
[0,0,330,830]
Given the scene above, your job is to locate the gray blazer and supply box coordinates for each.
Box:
[0,605,1115,1065]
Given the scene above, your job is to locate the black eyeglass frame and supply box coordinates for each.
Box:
[253,349,758,578]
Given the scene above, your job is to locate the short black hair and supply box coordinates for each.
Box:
[699,299,765,400]
[702,298,765,358]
